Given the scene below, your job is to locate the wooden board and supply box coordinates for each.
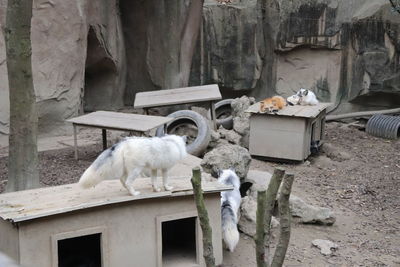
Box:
[66,111,172,132]
[134,84,222,108]
[0,178,231,223]
[246,102,331,118]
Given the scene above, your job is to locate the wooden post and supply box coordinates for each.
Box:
[264,168,285,261]
[191,167,215,267]
[255,190,267,267]
[271,173,294,267]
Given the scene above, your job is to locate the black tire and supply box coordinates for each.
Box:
[156,110,211,157]
[208,99,234,130]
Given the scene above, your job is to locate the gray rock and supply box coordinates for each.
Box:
[231,96,253,118]
[231,96,253,138]
[322,143,352,162]
[245,170,336,225]
[201,144,252,179]
[312,239,338,256]
[238,195,279,238]
[290,195,336,225]
[218,127,242,145]
[191,0,262,90]
[245,170,273,195]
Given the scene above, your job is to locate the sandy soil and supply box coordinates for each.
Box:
[0,122,399,266]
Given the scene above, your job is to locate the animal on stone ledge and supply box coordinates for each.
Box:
[259,95,287,113]
[78,135,187,196]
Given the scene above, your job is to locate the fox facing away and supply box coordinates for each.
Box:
[78,135,187,196]
[218,169,242,252]
[259,95,287,113]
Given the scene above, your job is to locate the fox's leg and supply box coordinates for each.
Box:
[125,167,143,196]
[151,169,161,192]
[119,176,128,190]
[162,169,173,191]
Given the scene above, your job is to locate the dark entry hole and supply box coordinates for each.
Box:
[162,217,197,266]
[58,233,101,267]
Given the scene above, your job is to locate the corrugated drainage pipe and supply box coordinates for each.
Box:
[366,114,400,139]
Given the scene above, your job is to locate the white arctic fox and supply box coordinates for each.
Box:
[78,135,187,196]
[296,88,319,106]
[218,169,241,252]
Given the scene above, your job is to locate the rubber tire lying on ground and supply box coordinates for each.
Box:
[156,110,211,157]
[208,99,234,130]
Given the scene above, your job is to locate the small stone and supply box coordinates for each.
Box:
[312,239,338,256]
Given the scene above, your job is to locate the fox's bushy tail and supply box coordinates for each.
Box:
[221,200,240,252]
[78,145,123,188]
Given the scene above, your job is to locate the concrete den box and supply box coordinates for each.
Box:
[0,177,231,267]
[246,103,331,161]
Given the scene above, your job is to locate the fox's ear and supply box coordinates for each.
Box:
[304,89,309,96]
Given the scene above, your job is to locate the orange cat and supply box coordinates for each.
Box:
[259,96,287,113]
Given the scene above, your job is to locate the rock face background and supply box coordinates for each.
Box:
[0,0,399,138]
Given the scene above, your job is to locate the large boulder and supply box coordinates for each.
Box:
[238,195,279,238]
[218,127,242,145]
[290,195,336,225]
[243,170,336,225]
[200,144,252,179]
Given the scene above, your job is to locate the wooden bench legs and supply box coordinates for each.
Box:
[73,126,107,160]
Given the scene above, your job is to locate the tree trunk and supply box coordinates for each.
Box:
[254,0,280,99]
[5,0,40,192]
[179,0,205,87]
[271,173,294,267]
[264,168,285,262]
[255,190,267,267]
[191,167,216,267]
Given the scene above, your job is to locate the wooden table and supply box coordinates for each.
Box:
[134,84,222,129]
[66,111,172,159]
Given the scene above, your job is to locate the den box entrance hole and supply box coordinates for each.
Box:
[162,217,197,266]
[58,233,102,267]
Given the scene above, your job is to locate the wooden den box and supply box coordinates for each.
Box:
[246,103,331,161]
[0,176,230,267]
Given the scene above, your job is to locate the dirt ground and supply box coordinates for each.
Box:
[0,122,399,266]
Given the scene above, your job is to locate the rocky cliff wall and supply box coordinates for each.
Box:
[0,0,399,138]
[192,0,400,113]
[0,0,126,136]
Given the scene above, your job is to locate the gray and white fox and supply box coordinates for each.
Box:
[78,135,187,196]
[218,169,242,252]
